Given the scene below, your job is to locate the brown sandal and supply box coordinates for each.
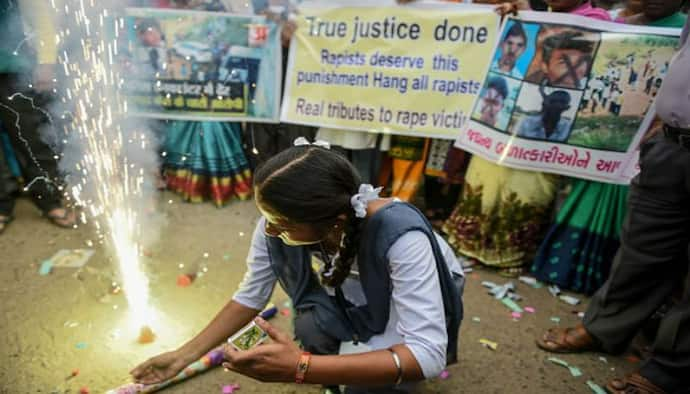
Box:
[606,372,668,394]
[536,324,600,353]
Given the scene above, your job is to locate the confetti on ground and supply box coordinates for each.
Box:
[176,274,193,287]
[548,285,561,297]
[586,380,607,394]
[71,369,79,377]
[79,386,90,394]
[280,309,291,317]
[222,383,240,394]
[524,306,536,313]
[518,276,542,288]
[75,342,88,349]
[479,338,498,351]
[39,260,53,275]
[472,317,481,323]
[511,312,522,319]
[550,317,561,323]
[501,297,524,313]
[560,295,581,305]
[223,254,231,261]
[49,249,94,268]
[439,370,450,379]
[547,357,582,377]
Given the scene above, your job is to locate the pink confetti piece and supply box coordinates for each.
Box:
[439,370,450,380]
[511,312,522,319]
[524,307,536,313]
[222,384,240,394]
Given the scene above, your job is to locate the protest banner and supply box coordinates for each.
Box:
[119,7,281,122]
[281,1,500,139]
[456,12,681,184]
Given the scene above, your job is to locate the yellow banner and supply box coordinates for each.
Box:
[281,4,500,139]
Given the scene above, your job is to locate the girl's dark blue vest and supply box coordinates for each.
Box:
[264,202,462,364]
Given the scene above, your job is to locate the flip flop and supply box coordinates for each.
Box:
[536,324,600,354]
[43,208,76,229]
[606,372,668,394]
[0,215,13,234]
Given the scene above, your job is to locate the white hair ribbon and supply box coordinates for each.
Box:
[350,184,382,219]
[293,137,331,150]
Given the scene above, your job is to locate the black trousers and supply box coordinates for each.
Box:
[0,73,63,213]
[583,133,690,391]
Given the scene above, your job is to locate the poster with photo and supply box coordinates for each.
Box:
[456,12,681,184]
[119,6,282,122]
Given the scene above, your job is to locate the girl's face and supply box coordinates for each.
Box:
[255,196,326,246]
[544,0,585,12]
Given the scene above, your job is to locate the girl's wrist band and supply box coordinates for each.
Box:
[295,351,311,384]
[387,348,403,385]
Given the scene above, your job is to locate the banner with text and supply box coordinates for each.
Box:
[120,8,281,122]
[456,12,680,184]
[281,2,500,139]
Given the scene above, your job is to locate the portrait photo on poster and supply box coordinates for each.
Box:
[471,72,521,132]
[489,19,540,80]
[523,24,601,90]
[509,81,583,143]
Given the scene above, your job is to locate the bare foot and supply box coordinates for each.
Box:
[45,207,77,228]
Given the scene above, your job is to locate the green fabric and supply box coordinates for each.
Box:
[554,179,627,236]
[650,12,687,28]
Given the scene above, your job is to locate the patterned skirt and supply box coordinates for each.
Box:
[164,121,252,207]
[443,156,558,269]
[532,180,628,294]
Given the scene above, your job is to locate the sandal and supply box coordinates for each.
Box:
[536,323,601,354]
[43,207,76,228]
[0,214,13,234]
[606,372,668,394]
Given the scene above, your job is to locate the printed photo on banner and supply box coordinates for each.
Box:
[569,32,679,152]
[458,12,680,184]
[119,6,282,122]
[509,82,582,143]
[280,2,500,139]
[471,72,520,132]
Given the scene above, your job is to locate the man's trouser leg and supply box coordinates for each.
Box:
[584,135,690,352]
[0,74,62,213]
[583,134,690,390]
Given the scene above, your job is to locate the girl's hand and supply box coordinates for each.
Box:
[222,317,302,383]
[130,350,191,384]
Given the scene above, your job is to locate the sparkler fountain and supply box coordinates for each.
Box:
[52,0,158,340]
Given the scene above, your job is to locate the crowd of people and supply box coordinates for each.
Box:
[1,0,689,393]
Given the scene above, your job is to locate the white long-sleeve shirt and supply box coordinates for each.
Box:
[233,212,463,379]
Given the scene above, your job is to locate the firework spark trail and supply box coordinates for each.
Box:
[0,100,55,190]
[8,93,54,122]
[11,31,34,56]
[53,0,156,329]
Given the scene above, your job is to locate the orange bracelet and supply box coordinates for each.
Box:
[295,352,311,384]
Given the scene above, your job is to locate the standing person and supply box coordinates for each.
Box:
[535,11,690,394]
[531,0,686,296]
[131,141,464,393]
[149,0,254,206]
[0,0,77,233]
[443,0,610,276]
